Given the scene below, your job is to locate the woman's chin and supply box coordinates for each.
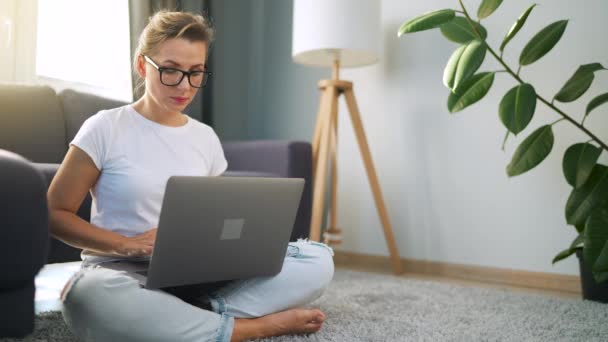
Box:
[166,101,189,112]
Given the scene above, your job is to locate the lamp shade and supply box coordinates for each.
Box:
[292,0,380,68]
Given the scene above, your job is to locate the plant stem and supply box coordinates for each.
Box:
[550,118,566,126]
[457,0,608,151]
[536,98,607,150]
[501,131,510,151]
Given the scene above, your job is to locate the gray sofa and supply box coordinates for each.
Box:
[0,84,312,338]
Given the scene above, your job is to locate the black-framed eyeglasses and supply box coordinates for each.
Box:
[143,55,211,88]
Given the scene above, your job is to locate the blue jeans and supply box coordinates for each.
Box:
[60,240,334,342]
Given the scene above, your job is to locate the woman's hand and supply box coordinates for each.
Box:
[116,228,158,257]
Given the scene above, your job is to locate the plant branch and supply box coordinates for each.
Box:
[457,0,608,151]
[537,97,607,150]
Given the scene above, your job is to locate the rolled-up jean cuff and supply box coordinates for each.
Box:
[294,238,335,256]
[216,313,235,342]
[209,295,226,314]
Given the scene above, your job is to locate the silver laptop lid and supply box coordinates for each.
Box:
[146,176,304,289]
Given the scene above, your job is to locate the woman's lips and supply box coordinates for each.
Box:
[170,96,189,104]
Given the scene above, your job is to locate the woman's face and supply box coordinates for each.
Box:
[139,38,208,114]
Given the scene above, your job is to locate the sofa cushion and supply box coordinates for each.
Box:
[0,84,67,163]
[59,89,127,143]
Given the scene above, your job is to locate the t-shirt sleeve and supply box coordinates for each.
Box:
[209,130,228,176]
[69,112,109,170]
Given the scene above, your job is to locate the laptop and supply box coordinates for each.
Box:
[101,176,304,289]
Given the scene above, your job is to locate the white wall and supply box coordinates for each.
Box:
[213,0,608,275]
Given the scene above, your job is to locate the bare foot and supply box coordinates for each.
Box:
[232,308,325,342]
[260,308,325,336]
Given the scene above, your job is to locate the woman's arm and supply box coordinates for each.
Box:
[47,146,156,257]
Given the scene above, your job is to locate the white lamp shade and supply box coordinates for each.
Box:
[292,0,381,68]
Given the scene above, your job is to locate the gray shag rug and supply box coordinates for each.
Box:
[4,269,608,341]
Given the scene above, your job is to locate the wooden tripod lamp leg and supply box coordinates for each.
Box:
[312,89,328,172]
[343,88,403,274]
[325,99,342,245]
[309,86,338,242]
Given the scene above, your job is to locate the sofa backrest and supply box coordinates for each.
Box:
[0,84,67,163]
[0,84,128,164]
[59,89,127,143]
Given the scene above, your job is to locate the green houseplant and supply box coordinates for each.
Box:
[397,0,608,295]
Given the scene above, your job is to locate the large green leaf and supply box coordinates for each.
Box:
[571,233,585,249]
[519,20,568,66]
[584,207,608,282]
[440,17,488,44]
[593,272,608,284]
[552,233,584,264]
[554,63,605,103]
[506,125,554,177]
[594,242,608,272]
[596,271,608,284]
[477,0,503,20]
[454,41,486,90]
[500,4,536,52]
[566,164,608,226]
[499,83,537,135]
[552,247,577,264]
[586,92,608,117]
[443,45,466,89]
[447,72,495,113]
[562,143,602,188]
[576,224,585,233]
[398,9,456,36]
[443,41,486,90]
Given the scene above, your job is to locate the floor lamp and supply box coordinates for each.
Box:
[292,0,402,274]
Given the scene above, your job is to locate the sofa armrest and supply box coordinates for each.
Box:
[0,150,49,284]
[222,140,312,241]
[0,150,48,337]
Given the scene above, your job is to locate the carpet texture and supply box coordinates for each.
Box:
[4,269,608,341]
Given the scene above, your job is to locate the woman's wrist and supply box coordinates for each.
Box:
[109,233,129,256]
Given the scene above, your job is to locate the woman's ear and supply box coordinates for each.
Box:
[136,55,146,78]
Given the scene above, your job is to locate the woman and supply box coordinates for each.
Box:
[48,10,334,342]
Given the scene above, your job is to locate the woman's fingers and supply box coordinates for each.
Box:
[115,228,158,257]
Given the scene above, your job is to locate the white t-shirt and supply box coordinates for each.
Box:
[70,105,227,264]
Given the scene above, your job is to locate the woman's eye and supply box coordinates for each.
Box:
[163,69,180,75]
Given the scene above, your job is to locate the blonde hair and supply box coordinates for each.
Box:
[133,10,215,96]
